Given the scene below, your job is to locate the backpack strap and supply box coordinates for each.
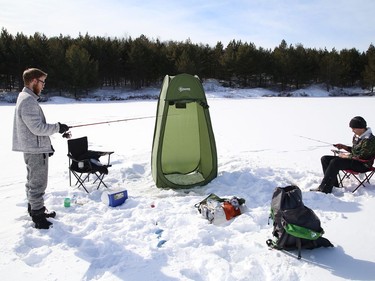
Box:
[276,230,289,249]
[296,238,302,259]
[266,239,274,248]
[266,232,303,259]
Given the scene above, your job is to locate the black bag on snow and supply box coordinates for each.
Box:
[267,185,333,259]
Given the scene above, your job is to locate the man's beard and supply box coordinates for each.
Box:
[32,84,41,95]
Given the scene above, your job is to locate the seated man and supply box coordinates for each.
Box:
[311,116,375,194]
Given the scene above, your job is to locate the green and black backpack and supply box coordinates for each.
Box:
[267,185,333,259]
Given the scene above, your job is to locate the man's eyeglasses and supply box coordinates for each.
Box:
[37,79,46,85]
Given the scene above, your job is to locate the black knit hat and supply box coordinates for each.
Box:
[349,116,367,129]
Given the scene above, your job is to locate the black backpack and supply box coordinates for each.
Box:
[267,185,333,259]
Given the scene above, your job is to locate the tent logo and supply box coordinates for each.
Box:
[178,87,191,92]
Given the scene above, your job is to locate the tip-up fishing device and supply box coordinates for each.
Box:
[62,115,156,138]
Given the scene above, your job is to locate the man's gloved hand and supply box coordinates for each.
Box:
[58,122,69,134]
[333,143,345,149]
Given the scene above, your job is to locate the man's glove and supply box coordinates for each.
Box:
[334,143,345,150]
[58,122,69,134]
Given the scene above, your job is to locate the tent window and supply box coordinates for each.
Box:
[175,102,186,109]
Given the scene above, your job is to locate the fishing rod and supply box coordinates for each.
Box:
[62,115,156,138]
[296,135,333,146]
[68,115,155,129]
[296,135,352,156]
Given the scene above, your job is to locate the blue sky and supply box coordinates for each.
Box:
[1,0,374,51]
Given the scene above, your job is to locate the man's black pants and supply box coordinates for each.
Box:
[320,155,369,192]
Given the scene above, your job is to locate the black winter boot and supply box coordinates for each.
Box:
[28,204,56,218]
[320,183,333,194]
[31,214,53,229]
[30,207,53,229]
[321,186,333,194]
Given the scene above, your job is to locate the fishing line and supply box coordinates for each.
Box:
[69,115,156,129]
[296,135,333,146]
[62,114,179,138]
[62,115,156,138]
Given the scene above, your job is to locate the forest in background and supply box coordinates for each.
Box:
[1,27,375,96]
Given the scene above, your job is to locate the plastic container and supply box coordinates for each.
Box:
[64,197,71,207]
[101,190,128,207]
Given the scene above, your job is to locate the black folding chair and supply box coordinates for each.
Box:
[67,136,114,193]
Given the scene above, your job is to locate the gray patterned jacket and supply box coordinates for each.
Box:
[12,87,59,154]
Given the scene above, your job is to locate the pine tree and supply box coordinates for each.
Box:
[363,44,375,92]
[65,44,98,97]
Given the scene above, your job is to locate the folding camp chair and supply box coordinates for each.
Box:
[67,136,114,193]
[338,157,375,193]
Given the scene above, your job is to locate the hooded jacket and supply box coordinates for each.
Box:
[12,87,59,153]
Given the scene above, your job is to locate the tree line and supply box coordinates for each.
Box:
[1,27,375,96]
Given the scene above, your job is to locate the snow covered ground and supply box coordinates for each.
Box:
[1,83,375,281]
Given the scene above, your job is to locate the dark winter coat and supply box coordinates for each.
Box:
[350,128,375,167]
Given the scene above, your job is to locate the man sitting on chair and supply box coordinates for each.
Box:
[311,116,375,194]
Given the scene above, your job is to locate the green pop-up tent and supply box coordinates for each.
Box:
[151,74,217,189]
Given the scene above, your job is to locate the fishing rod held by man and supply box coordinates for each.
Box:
[62,115,156,138]
[69,115,156,129]
[296,135,334,146]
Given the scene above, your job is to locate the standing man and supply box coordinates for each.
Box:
[12,68,69,229]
